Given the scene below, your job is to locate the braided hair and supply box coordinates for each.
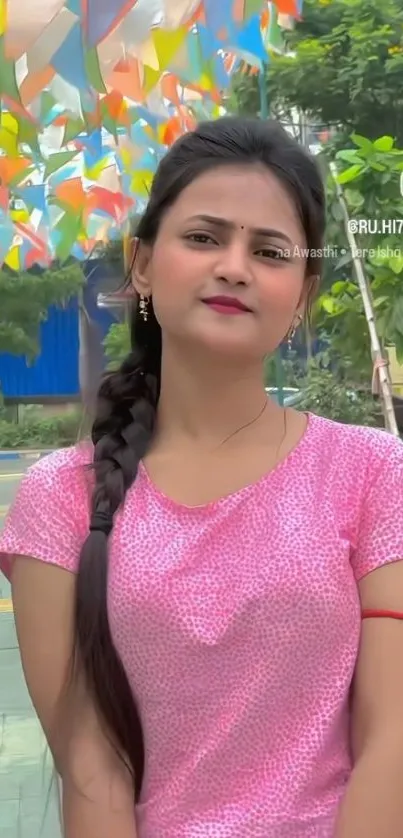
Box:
[72,116,326,801]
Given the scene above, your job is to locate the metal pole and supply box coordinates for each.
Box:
[329,162,399,436]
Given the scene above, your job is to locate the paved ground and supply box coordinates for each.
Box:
[0,457,62,838]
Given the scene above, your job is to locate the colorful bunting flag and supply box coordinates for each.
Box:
[0,0,300,269]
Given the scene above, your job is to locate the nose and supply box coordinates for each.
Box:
[213,242,252,286]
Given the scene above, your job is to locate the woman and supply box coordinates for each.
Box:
[1,117,403,838]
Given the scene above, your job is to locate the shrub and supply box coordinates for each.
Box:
[0,411,83,449]
[265,351,382,427]
[103,322,131,370]
[296,361,381,426]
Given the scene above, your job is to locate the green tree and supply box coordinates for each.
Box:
[103,321,131,370]
[0,262,84,358]
[315,133,403,380]
[232,0,403,144]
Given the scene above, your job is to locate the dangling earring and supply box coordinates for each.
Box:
[287,314,303,350]
[139,295,149,322]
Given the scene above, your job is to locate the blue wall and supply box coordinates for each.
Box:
[0,260,117,401]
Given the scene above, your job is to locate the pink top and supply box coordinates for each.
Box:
[1,413,403,837]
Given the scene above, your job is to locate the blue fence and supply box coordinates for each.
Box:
[0,260,118,401]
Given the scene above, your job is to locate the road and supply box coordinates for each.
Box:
[0,457,62,838]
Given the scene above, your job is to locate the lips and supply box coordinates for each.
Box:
[202,296,252,312]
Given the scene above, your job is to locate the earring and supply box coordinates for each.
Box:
[139,295,149,322]
[287,314,303,350]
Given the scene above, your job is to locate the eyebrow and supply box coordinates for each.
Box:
[186,214,293,244]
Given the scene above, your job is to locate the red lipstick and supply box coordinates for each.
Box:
[202,296,252,315]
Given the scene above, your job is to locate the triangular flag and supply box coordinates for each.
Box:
[196,25,221,61]
[55,177,86,212]
[63,117,85,144]
[4,244,20,272]
[0,217,15,263]
[245,0,266,16]
[17,184,46,213]
[86,0,135,48]
[44,151,78,179]
[203,0,234,35]
[0,1,6,37]
[232,15,267,63]
[143,65,162,94]
[52,21,89,91]
[54,211,84,262]
[0,112,19,157]
[66,0,82,14]
[0,36,22,103]
[0,185,9,210]
[130,170,153,198]
[85,46,107,94]
[152,26,188,71]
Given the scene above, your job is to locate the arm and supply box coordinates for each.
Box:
[11,556,138,838]
[335,560,403,837]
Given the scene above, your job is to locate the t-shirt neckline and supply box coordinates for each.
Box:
[138,411,317,513]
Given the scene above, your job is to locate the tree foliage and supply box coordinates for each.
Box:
[314,133,403,376]
[1,262,84,358]
[103,321,131,370]
[232,0,403,144]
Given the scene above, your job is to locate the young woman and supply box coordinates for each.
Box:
[1,117,403,838]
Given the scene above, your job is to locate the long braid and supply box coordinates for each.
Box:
[74,301,161,798]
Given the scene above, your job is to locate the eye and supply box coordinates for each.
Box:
[255,246,290,261]
[184,232,217,245]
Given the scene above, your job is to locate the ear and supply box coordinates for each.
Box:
[130,238,153,297]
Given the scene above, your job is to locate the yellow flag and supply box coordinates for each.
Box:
[130,170,153,197]
[0,1,6,37]
[0,113,19,158]
[85,158,108,181]
[5,245,20,272]
[153,26,188,71]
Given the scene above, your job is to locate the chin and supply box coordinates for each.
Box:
[193,331,259,360]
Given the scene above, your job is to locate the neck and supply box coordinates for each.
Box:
[155,341,277,448]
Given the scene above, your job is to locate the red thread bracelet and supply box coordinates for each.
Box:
[362,609,403,620]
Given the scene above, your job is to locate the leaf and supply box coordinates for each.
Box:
[331,281,348,295]
[373,135,394,151]
[335,150,363,164]
[389,254,403,274]
[368,160,386,171]
[337,164,363,184]
[373,295,390,308]
[344,188,365,207]
[350,133,373,153]
[335,251,353,270]
[320,295,337,314]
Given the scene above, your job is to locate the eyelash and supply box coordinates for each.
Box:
[184,234,289,261]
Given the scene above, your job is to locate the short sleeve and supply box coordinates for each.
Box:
[0,445,92,580]
[351,429,403,581]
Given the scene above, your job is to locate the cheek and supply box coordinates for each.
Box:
[149,241,199,299]
[260,267,304,316]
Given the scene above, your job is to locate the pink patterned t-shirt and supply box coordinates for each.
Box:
[1,413,403,837]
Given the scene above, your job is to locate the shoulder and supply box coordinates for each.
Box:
[308,413,403,478]
[0,442,94,579]
[18,443,94,513]
[25,442,94,495]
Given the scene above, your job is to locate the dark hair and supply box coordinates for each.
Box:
[73,116,326,800]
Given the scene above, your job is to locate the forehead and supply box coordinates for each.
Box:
[162,164,303,239]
